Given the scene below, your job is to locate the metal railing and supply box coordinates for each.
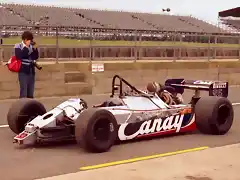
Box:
[1,25,240,63]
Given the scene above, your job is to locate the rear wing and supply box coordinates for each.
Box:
[165,79,228,97]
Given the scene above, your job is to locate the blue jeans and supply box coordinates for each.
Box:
[18,72,35,98]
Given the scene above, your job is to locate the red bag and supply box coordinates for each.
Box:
[7,56,21,72]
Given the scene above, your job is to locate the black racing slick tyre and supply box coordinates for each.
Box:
[7,98,47,134]
[195,96,234,135]
[75,108,118,153]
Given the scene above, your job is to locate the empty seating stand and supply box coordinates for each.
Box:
[178,16,224,33]
[0,5,27,26]
[133,12,200,32]
[222,19,240,31]
[71,9,156,30]
[1,4,101,28]
[0,3,222,34]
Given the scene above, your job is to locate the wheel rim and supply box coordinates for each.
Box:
[93,118,111,142]
[217,104,230,125]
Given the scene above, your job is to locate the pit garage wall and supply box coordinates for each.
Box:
[1,60,240,99]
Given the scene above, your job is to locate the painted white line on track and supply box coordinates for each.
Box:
[0,125,9,128]
[232,102,240,106]
[0,102,240,128]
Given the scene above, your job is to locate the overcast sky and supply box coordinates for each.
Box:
[1,0,239,23]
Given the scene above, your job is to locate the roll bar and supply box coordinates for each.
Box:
[110,75,143,98]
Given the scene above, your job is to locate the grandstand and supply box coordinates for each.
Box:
[0,3,225,34]
[218,7,240,33]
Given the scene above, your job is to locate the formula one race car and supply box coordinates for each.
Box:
[7,75,234,153]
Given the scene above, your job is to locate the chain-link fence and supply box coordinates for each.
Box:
[1,25,240,63]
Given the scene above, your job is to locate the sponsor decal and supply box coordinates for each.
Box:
[118,114,184,140]
[193,80,212,85]
[213,82,226,89]
[212,89,224,96]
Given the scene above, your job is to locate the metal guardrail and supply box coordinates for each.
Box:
[1,25,240,63]
[1,44,240,63]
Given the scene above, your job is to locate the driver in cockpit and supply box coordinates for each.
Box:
[146,82,184,105]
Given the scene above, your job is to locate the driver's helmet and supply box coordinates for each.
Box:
[146,82,162,93]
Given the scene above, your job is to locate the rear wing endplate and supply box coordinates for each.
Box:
[165,79,228,97]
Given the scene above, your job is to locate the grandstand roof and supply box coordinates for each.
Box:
[218,7,240,18]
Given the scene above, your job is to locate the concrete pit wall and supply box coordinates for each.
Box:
[1,60,240,100]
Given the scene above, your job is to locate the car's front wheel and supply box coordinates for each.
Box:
[7,98,47,134]
[75,108,118,153]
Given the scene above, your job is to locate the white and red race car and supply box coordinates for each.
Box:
[7,75,233,153]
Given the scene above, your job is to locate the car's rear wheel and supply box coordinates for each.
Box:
[75,108,118,153]
[7,98,47,134]
[195,96,234,135]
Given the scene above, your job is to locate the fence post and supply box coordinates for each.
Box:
[55,27,59,63]
[238,36,240,61]
[89,28,94,62]
[179,34,182,60]
[213,35,217,59]
[134,30,138,62]
[173,32,178,61]
[138,32,142,61]
[0,25,2,65]
[0,10,5,64]
[207,35,211,61]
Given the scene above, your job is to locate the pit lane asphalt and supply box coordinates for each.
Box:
[1,87,240,180]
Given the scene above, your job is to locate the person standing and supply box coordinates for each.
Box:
[14,31,39,98]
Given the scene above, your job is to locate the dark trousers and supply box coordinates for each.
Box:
[18,72,35,98]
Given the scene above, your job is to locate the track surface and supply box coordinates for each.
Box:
[1,88,240,180]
